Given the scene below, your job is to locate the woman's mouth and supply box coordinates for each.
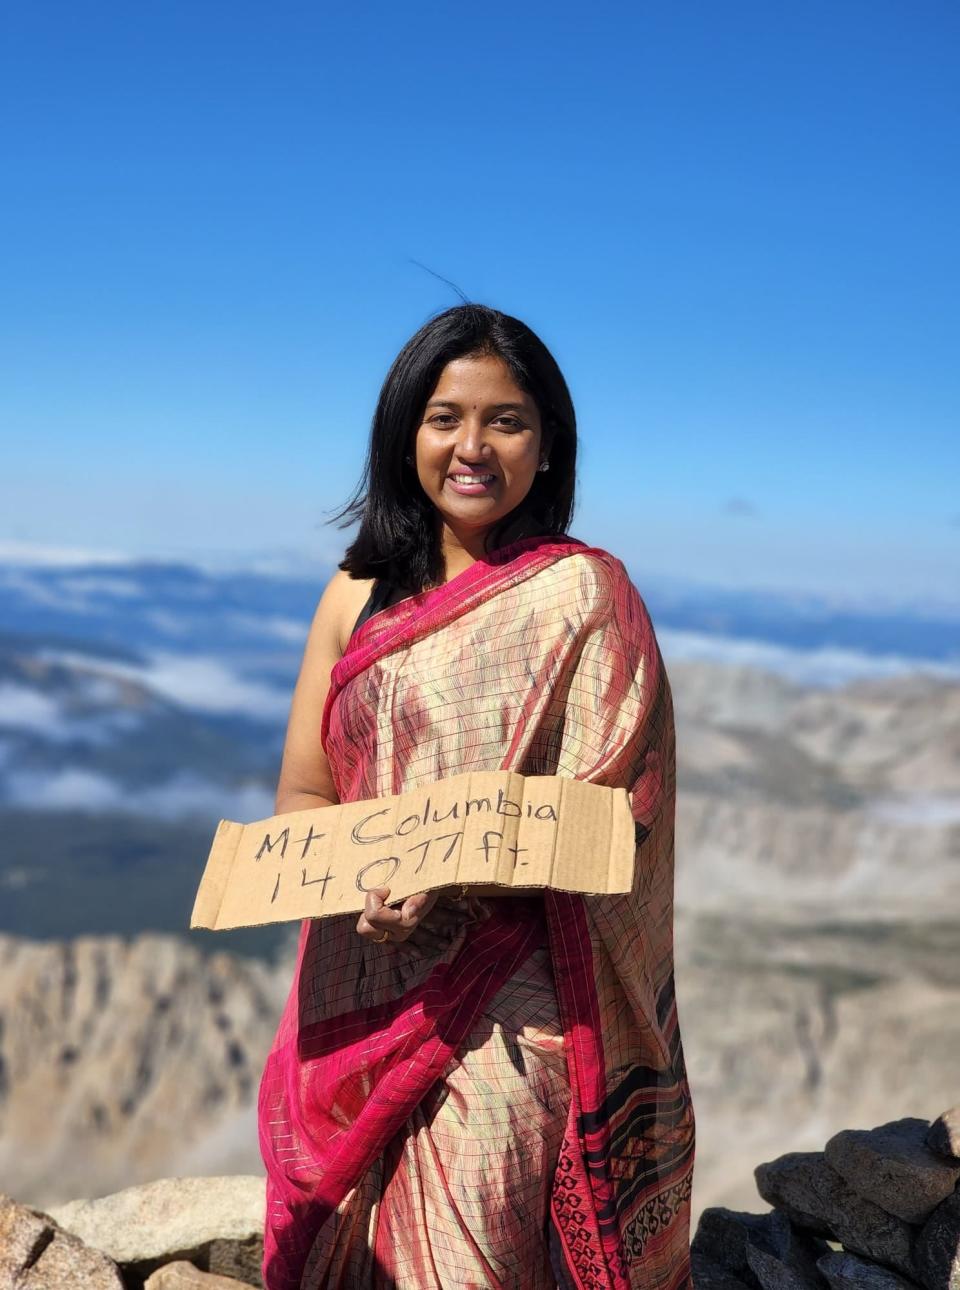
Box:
[447,473,497,495]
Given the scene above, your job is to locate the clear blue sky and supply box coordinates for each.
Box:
[2,1,957,604]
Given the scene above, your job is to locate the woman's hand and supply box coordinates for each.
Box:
[356,887,443,947]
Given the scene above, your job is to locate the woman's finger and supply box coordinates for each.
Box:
[361,888,405,930]
[357,886,418,943]
[364,887,390,918]
[400,889,441,922]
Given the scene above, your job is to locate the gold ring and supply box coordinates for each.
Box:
[373,930,391,944]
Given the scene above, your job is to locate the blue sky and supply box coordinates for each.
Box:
[1,1,957,603]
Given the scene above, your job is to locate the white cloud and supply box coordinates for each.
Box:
[0,540,129,567]
[139,775,275,822]
[58,575,143,599]
[225,613,309,644]
[0,681,144,744]
[37,649,290,722]
[133,655,290,720]
[659,628,960,688]
[142,608,194,637]
[6,767,123,811]
[0,570,93,614]
[3,766,275,822]
[0,567,146,616]
[0,684,62,735]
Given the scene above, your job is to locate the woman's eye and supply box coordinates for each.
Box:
[427,413,524,429]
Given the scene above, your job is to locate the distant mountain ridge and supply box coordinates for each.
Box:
[2,547,958,672]
[1,546,957,956]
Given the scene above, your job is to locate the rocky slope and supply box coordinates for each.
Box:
[670,660,960,920]
[1,908,955,1221]
[0,660,956,1219]
[0,936,289,1205]
[676,911,960,1214]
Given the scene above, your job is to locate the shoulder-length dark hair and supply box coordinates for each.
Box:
[332,303,577,592]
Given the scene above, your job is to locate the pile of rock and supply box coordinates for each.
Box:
[0,1176,264,1288]
[692,1106,960,1289]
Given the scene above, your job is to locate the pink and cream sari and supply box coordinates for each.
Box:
[258,534,696,1289]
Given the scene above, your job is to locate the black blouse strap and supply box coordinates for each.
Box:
[350,578,408,640]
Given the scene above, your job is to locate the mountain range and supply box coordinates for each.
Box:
[0,544,956,1219]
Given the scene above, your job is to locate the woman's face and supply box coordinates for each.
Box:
[414,353,544,544]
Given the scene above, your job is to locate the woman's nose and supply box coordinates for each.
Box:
[454,418,491,459]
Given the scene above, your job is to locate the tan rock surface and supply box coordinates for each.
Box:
[927,1105,960,1161]
[0,1193,124,1288]
[49,1175,264,1264]
[0,935,286,1204]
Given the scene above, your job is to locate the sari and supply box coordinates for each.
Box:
[258,533,696,1289]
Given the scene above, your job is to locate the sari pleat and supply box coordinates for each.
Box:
[304,937,568,1288]
[259,534,695,1289]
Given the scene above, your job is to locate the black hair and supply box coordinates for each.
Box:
[332,303,577,592]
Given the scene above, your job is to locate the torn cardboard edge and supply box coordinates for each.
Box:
[190,769,636,931]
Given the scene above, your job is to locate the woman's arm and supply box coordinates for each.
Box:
[274,572,447,944]
[274,571,358,815]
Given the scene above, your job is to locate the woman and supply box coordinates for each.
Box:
[258,305,696,1290]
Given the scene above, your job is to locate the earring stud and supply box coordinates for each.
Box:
[538,460,550,472]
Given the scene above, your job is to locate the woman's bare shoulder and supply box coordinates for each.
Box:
[319,569,377,656]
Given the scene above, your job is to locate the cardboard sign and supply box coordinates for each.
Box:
[190,770,636,931]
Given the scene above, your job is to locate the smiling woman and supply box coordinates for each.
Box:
[258,304,695,1290]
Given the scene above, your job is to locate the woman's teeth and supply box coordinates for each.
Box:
[450,474,494,484]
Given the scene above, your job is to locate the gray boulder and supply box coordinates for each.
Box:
[49,1175,265,1286]
[817,1250,922,1289]
[691,1206,830,1289]
[915,1190,960,1290]
[927,1107,960,1163]
[744,1241,825,1290]
[690,1250,754,1289]
[754,1152,916,1277]
[825,1118,960,1223]
[0,1193,124,1289]
[691,1206,771,1282]
[747,1208,832,1288]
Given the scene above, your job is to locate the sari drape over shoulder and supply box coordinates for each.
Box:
[258,535,696,1290]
